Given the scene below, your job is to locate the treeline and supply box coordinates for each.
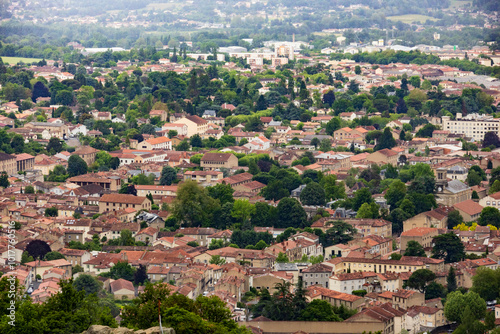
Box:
[0,277,249,334]
[334,50,500,79]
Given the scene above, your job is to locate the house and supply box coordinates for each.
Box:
[176,227,218,247]
[58,248,91,267]
[67,173,122,191]
[73,146,99,165]
[0,152,17,176]
[98,194,151,213]
[149,109,168,122]
[400,228,439,252]
[367,149,399,166]
[403,206,453,232]
[137,136,172,150]
[479,191,500,208]
[173,115,208,137]
[110,278,135,299]
[453,199,483,222]
[162,123,188,136]
[325,257,428,275]
[135,227,158,244]
[220,172,254,190]
[436,179,472,206]
[92,111,112,121]
[245,135,271,151]
[134,185,177,197]
[200,153,238,171]
[16,153,35,172]
[307,285,365,310]
[345,303,406,334]
[392,289,425,310]
[408,305,447,330]
[329,271,379,294]
[183,170,223,185]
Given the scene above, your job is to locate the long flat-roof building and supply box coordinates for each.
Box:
[442,113,500,142]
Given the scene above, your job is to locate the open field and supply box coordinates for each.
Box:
[145,2,185,11]
[449,0,472,9]
[1,56,43,64]
[387,14,438,24]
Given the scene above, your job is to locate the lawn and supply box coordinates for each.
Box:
[145,2,185,11]
[1,56,43,65]
[449,0,472,9]
[387,14,438,24]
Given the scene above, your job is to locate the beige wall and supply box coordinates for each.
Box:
[403,213,446,232]
[0,156,17,176]
[98,199,151,213]
[241,321,385,334]
[401,230,439,251]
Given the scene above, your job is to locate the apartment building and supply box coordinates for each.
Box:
[0,152,17,176]
[442,113,500,141]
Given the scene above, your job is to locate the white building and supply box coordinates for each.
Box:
[442,113,500,142]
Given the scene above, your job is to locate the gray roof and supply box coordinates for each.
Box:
[269,121,282,126]
[446,180,469,193]
[274,263,299,271]
[30,122,64,127]
[448,165,467,173]
[203,110,216,116]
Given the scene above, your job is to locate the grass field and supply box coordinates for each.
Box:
[1,56,43,65]
[145,2,185,11]
[449,0,472,9]
[387,14,438,24]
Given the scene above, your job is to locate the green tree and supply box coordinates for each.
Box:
[44,206,58,217]
[261,180,290,201]
[46,137,63,154]
[384,180,407,209]
[67,155,88,177]
[121,282,247,333]
[485,310,496,330]
[404,240,426,257]
[407,269,436,293]
[209,255,226,265]
[489,180,500,194]
[353,187,373,211]
[160,165,178,185]
[101,261,136,281]
[73,274,102,295]
[479,207,500,227]
[324,220,357,246]
[425,282,447,300]
[190,134,203,148]
[299,299,341,321]
[276,198,307,228]
[471,267,499,302]
[444,291,486,323]
[447,267,457,293]
[356,202,379,219]
[432,232,465,263]
[276,252,289,263]
[447,210,464,229]
[0,172,9,188]
[231,199,256,223]
[134,264,149,286]
[300,182,326,206]
[44,251,65,261]
[375,128,396,151]
[172,181,219,227]
[21,251,34,264]
[207,183,234,206]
